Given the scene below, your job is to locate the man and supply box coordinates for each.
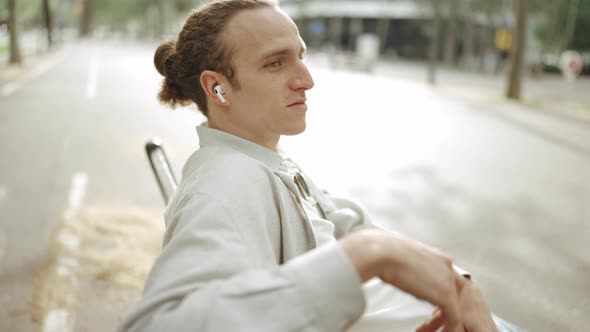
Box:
[120,1,522,331]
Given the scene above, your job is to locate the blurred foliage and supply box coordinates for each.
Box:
[415,0,588,53]
[2,0,589,51]
[533,0,590,51]
[570,5,590,50]
[90,0,200,36]
[1,0,43,25]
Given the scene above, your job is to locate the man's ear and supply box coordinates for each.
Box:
[200,70,230,106]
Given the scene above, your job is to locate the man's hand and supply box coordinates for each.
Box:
[340,229,464,332]
[417,276,499,332]
[457,279,498,332]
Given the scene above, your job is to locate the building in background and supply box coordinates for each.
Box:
[281,0,517,71]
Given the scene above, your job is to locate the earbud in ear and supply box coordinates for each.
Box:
[214,85,227,104]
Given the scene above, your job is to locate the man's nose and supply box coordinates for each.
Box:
[291,60,315,91]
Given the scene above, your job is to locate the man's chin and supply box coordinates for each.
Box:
[282,122,306,136]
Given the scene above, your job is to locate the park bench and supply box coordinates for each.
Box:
[145,138,177,204]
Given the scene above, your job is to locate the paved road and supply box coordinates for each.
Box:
[0,41,589,331]
[0,40,200,332]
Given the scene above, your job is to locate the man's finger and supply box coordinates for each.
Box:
[441,323,466,332]
[416,307,444,332]
[440,293,462,332]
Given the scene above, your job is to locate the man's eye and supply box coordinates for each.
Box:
[266,61,281,68]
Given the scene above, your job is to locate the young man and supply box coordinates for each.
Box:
[120,1,522,331]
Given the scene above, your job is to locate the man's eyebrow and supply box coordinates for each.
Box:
[260,42,307,60]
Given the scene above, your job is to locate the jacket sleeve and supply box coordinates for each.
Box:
[323,194,380,239]
[118,192,365,332]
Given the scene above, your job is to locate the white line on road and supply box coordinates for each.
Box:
[1,51,64,97]
[43,310,73,332]
[0,185,6,202]
[0,186,5,264]
[43,172,87,332]
[64,173,88,222]
[86,55,100,99]
[0,230,5,265]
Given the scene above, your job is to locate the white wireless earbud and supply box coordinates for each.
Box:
[214,85,227,104]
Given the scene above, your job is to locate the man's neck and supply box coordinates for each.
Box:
[206,119,280,152]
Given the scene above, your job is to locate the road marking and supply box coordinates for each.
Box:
[86,55,100,99]
[64,173,87,221]
[43,310,73,332]
[0,231,5,265]
[1,51,64,97]
[0,186,5,264]
[43,172,87,332]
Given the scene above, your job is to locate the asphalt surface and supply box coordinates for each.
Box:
[0,41,589,331]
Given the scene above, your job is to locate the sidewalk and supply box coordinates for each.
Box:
[0,47,65,96]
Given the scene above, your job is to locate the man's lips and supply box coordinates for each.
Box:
[287,99,307,107]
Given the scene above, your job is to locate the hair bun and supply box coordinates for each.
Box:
[154,39,177,78]
[155,38,190,107]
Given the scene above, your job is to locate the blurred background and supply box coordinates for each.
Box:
[0,0,589,331]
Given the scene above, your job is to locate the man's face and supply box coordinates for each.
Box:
[221,6,314,145]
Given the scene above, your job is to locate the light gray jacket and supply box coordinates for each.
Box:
[119,126,375,332]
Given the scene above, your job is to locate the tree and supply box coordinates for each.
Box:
[7,0,22,64]
[443,0,459,66]
[42,0,53,48]
[83,0,197,39]
[427,0,442,84]
[419,0,505,74]
[532,0,590,52]
[506,0,527,100]
[461,0,475,68]
[79,0,92,37]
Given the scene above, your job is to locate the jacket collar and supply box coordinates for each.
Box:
[196,125,318,249]
[196,125,283,171]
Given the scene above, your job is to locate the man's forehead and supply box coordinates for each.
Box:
[223,7,302,60]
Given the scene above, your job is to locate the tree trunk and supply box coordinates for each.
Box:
[79,0,93,37]
[42,0,53,48]
[428,0,441,84]
[462,0,474,69]
[506,0,527,100]
[8,0,22,64]
[443,0,458,66]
